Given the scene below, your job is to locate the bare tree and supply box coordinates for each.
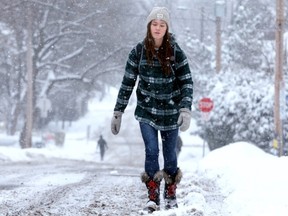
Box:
[0,0,148,146]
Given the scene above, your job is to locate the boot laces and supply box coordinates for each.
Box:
[147,180,159,201]
[166,183,177,198]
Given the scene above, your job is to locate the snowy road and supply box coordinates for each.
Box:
[0,158,228,216]
[0,159,148,216]
[0,132,229,216]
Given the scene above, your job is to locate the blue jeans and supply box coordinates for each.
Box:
[139,122,179,178]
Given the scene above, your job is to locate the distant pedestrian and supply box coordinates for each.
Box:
[97,135,108,161]
[176,136,183,157]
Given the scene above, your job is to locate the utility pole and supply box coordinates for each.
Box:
[24,5,33,148]
[215,0,225,73]
[274,0,284,156]
[215,16,221,73]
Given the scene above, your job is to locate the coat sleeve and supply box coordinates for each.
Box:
[114,45,139,112]
[174,43,193,110]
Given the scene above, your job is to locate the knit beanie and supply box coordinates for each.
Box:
[146,7,170,27]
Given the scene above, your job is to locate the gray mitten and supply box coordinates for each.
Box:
[111,111,123,135]
[177,108,192,132]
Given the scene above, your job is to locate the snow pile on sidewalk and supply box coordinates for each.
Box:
[178,142,288,216]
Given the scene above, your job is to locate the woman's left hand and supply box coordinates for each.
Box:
[177,108,192,132]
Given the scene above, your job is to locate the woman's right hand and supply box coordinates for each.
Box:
[111,111,123,135]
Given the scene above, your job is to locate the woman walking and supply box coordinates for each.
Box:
[111,7,193,212]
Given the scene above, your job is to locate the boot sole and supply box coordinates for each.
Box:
[143,201,160,213]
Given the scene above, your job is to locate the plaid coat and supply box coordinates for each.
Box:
[114,37,193,131]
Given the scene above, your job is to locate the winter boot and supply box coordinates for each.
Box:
[163,168,182,210]
[141,171,163,213]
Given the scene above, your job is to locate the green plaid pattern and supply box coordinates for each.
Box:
[114,40,193,131]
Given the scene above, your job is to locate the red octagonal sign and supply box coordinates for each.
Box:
[199,97,214,113]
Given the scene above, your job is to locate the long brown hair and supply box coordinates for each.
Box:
[144,22,173,76]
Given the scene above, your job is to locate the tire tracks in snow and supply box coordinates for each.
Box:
[0,159,144,216]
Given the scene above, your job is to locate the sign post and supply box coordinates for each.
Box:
[198,98,214,156]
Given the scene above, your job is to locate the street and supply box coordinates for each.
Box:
[0,135,226,216]
[0,159,146,216]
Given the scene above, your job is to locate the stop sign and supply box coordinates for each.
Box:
[199,98,214,112]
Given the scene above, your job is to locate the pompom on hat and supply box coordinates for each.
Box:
[146,7,170,27]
